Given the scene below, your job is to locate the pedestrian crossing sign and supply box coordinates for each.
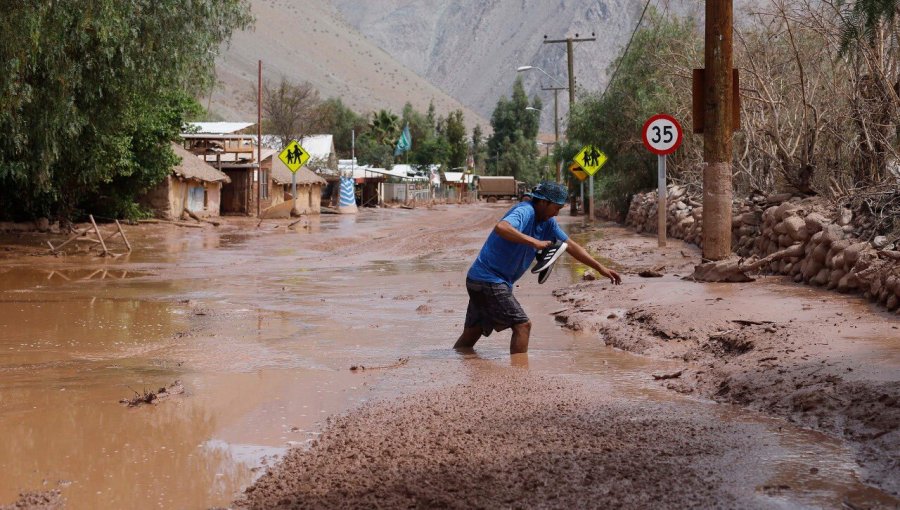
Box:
[573,145,608,176]
[279,140,310,173]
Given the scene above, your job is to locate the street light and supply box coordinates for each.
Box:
[525,106,542,112]
[516,65,568,89]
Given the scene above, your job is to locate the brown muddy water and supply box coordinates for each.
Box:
[0,205,896,509]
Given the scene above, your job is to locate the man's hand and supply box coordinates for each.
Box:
[533,239,551,250]
[599,266,622,285]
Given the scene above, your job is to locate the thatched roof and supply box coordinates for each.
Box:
[171,143,231,183]
[263,149,327,186]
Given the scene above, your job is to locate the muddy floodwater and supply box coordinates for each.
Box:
[0,204,896,509]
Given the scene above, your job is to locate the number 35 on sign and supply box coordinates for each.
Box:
[641,114,683,156]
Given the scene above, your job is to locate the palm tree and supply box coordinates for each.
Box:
[369,109,401,146]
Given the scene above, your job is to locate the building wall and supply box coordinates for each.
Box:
[140,176,175,219]
[172,178,222,218]
[251,158,280,213]
[141,176,223,219]
[282,184,324,214]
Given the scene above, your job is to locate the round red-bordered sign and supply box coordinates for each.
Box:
[642,114,683,156]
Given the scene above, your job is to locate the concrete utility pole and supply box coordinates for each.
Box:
[543,34,595,217]
[702,2,734,260]
[541,85,566,183]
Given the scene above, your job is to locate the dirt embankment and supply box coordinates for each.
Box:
[235,365,778,509]
[624,187,900,314]
[552,223,900,495]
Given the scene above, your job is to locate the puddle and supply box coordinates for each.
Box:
[0,208,895,509]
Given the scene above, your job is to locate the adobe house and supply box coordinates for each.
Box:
[182,122,277,216]
[141,143,231,219]
[260,149,327,214]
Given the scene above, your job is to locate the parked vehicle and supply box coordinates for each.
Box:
[476,176,523,201]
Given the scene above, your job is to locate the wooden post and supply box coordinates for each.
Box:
[702,0,734,260]
[89,215,109,257]
[115,220,132,252]
[257,59,262,218]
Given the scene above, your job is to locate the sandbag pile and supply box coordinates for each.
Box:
[621,186,900,313]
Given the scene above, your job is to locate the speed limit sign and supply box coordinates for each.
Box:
[642,114,683,249]
[642,114,683,156]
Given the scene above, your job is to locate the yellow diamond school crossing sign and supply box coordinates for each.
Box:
[279,140,310,173]
[574,145,608,176]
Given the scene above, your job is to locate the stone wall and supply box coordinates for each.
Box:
[621,186,900,314]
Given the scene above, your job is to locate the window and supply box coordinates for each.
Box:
[260,169,269,199]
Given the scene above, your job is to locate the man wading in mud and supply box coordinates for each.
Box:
[454,181,621,354]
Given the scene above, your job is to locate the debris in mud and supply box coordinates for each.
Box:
[0,489,63,510]
[638,269,664,278]
[708,331,755,355]
[652,370,684,380]
[119,380,185,407]
[582,270,597,281]
[350,358,409,372]
[415,304,432,314]
[731,319,774,327]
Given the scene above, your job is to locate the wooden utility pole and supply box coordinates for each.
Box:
[702,2,734,260]
[542,85,566,183]
[544,33,595,216]
[257,59,263,218]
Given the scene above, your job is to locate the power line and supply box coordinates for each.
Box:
[601,0,653,98]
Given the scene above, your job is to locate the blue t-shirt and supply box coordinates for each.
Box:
[467,202,569,288]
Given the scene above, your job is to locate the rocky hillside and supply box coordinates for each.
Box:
[331,0,706,129]
[210,0,487,129]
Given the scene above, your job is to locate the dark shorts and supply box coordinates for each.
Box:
[464,278,529,337]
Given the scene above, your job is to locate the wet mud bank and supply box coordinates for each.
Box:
[553,223,900,496]
[235,366,789,509]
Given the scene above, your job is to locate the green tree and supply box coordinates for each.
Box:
[0,0,253,221]
[567,10,698,212]
[369,109,401,146]
[356,134,394,168]
[310,98,367,158]
[402,102,432,151]
[472,124,487,174]
[486,77,542,182]
[838,0,900,52]
[445,110,468,169]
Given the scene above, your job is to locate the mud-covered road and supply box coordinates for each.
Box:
[0,203,897,509]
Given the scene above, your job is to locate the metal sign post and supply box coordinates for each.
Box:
[572,144,608,221]
[278,139,310,215]
[641,114,683,248]
[658,155,667,247]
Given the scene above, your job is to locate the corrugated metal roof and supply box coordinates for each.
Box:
[171,143,231,183]
[443,172,465,183]
[187,122,255,134]
[299,135,334,160]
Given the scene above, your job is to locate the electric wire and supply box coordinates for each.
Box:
[601,0,654,98]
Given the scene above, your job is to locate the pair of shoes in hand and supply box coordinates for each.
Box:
[531,240,568,284]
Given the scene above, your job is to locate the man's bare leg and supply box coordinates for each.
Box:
[453,326,483,350]
[509,321,531,354]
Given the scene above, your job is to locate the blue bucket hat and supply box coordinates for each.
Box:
[527,181,568,205]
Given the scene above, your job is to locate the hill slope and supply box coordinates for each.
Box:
[332,0,677,128]
[210,0,488,131]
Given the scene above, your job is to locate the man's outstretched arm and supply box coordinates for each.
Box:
[494,221,551,250]
[564,239,622,285]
